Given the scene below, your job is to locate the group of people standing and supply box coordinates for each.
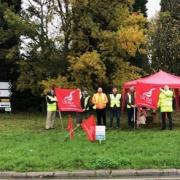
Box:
[45,85,174,131]
[92,87,121,128]
[76,87,121,128]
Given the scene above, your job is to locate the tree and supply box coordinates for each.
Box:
[68,51,106,91]
[133,0,148,17]
[132,0,149,72]
[53,0,72,57]
[13,0,148,95]
[16,0,66,94]
[150,0,180,75]
[0,0,21,81]
[161,0,180,19]
[40,76,73,95]
[112,59,141,88]
[69,0,148,89]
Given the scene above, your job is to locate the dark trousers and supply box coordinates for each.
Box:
[110,108,120,128]
[96,109,106,126]
[127,108,135,128]
[161,112,173,130]
[76,111,90,124]
[76,112,83,124]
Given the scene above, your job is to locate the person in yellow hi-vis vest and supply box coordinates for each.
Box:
[45,88,57,130]
[92,87,108,126]
[109,87,121,128]
[158,85,173,130]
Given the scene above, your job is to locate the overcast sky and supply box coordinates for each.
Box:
[146,0,161,19]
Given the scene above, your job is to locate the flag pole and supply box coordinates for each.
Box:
[64,125,79,142]
[134,106,136,129]
[58,110,64,129]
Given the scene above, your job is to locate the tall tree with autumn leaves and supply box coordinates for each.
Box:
[67,0,147,90]
[1,0,149,99]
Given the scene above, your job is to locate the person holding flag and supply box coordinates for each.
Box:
[45,88,57,130]
[158,85,174,130]
[126,86,136,129]
[92,87,108,126]
[76,89,92,126]
[109,87,121,128]
[81,89,92,116]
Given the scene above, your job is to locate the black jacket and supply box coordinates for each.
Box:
[126,92,135,107]
[46,93,56,104]
[81,96,92,111]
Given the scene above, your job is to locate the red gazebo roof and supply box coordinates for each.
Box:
[123,70,180,89]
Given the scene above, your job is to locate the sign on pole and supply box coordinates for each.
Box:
[0,102,11,108]
[0,82,12,112]
[0,90,12,97]
[5,107,11,112]
[96,126,106,143]
[0,100,12,112]
[0,99,10,102]
[0,82,12,90]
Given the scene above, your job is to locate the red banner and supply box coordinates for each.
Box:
[81,115,96,142]
[55,88,83,112]
[135,83,160,109]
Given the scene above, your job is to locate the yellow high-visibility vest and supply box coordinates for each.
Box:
[110,94,121,108]
[84,96,90,110]
[47,95,57,112]
[158,90,173,112]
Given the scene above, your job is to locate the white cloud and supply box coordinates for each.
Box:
[146,0,161,19]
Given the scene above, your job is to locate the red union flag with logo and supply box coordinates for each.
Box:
[81,115,96,142]
[135,83,160,109]
[55,88,83,112]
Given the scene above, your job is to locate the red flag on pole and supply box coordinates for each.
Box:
[66,116,74,140]
[136,82,160,109]
[81,115,96,142]
[55,88,83,112]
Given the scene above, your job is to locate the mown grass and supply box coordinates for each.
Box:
[0,111,180,172]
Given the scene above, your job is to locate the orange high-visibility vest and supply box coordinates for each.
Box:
[92,93,108,109]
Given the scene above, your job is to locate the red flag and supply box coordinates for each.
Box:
[136,82,160,109]
[66,116,74,140]
[55,88,83,112]
[81,115,96,142]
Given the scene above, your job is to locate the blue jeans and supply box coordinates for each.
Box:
[110,108,120,128]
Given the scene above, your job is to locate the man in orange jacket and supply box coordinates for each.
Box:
[92,87,108,126]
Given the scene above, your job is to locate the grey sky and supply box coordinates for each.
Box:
[147,0,161,19]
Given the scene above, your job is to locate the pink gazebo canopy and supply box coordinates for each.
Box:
[122,70,180,110]
[123,70,180,89]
